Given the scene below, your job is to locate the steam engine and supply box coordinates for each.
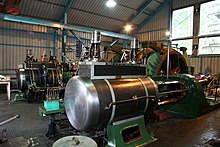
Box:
[62,31,212,146]
[16,50,63,101]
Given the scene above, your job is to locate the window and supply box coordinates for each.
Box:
[199,37,220,55]
[200,0,220,35]
[172,6,194,39]
[172,39,193,55]
[199,0,220,55]
[171,6,194,55]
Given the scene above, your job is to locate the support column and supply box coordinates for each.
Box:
[193,4,200,56]
[53,29,58,57]
[62,13,68,62]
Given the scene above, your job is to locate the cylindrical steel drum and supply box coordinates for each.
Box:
[64,76,158,131]
[17,67,61,91]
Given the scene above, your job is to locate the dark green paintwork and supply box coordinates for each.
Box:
[106,116,157,147]
[38,105,65,116]
[62,71,73,84]
[152,74,210,118]
[147,52,161,76]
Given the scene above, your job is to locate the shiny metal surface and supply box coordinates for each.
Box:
[131,37,140,49]
[17,67,61,91]
[91,30,101,44]
[64,76,100,131]
[64,76,158,131]
[104,79,116,124]
[52,136,98,147]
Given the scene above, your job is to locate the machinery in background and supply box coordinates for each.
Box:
[65,64,159,146]
[106,41,189,76]
[142,41,188,76]
[152,74,210,118]
[62,30,213,146]
[62,58,78,84]
[16,49,70,138]
[196,74,220,103]
[16,50,64,102]
[64,31,159,146]
[38,86,65,139]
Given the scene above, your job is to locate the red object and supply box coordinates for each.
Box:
[154,111,172,120]
[6,5,20,15]
[0,0,21,15]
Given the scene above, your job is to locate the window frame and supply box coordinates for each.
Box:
[171,0,220,56]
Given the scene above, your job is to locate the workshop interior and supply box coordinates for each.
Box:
[0,0,220,146]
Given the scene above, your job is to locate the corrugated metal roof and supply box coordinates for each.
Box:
[72,0,135,22]
[43,0,67,5]
[117,0,146,10]
[68,9,123,32]
[19,0,64,21]
[148,1,161,10]
[17,0,168,32]
[132,13,149,25]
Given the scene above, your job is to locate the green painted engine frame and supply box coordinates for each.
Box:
[152,74,210,118]
[147,49,188,76]
[106,116,157,147]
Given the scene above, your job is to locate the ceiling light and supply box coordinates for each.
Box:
[165,31,171,36]
[124,24,132,32]
[106,0,117,8]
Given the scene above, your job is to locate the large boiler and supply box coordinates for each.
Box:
[64,61,159,146]
[65,76,158,131]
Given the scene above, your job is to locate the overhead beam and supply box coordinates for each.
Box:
[0,13,133,40]
[134,0,169,34]
[59,0,74,22]
[154,0,162,4]
[128,0,153,23]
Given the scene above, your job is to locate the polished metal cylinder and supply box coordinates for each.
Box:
[131,37,139,49]
[64,76,158,131]
[91,30,101,44]
[130,38,140,62]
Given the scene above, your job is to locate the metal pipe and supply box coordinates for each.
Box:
[159,88,190,95]
[0,13,133,40]
[167,43,170,79]
[105,95,155,110]
[0,115,20,126]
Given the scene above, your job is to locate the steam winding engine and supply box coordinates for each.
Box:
[63,31,211,146]
[16,50,62,101]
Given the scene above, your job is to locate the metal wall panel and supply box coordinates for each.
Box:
[0,20,94,75]
[137,6,169,41]
[188,57,220,75]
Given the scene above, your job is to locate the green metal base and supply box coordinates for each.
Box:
[152,74,210,118]
[38,106,65,116]
[38,103,65,139]
[106,115,157,147]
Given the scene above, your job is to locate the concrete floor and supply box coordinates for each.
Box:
[0,92,220,147]
[148,111,220,147]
